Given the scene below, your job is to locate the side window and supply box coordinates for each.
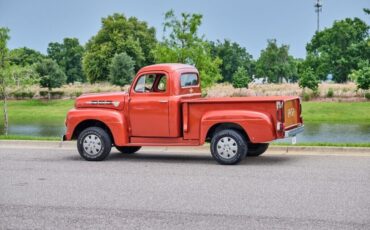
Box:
[157,75,167,91]
[181,73,198,87]
[134,74,167,93]
[134,75,155,93]
[134,75,146,92]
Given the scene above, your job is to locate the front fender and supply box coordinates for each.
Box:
[200,110,275,144]
[65,108,128,146]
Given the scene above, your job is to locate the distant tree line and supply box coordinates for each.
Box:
[1,8,370,92]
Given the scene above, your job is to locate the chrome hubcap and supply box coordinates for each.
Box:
[216,137,238,159]
[83,134,102,156]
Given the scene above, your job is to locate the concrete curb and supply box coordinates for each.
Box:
[1,140,369,153]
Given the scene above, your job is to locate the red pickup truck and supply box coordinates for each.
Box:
[64,64,304,165]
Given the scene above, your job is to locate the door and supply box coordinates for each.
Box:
[129,73,170,137]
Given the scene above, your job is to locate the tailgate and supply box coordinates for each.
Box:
[283,98,301,129]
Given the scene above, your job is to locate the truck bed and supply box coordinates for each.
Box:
[181,96,302,143]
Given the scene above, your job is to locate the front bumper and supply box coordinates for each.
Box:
[284,125,304,138]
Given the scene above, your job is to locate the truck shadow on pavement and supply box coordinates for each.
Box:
[95,151,296,166]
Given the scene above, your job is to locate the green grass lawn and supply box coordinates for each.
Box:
[0,99,74,124]
[0,135,60,141]
[302,102,370,124]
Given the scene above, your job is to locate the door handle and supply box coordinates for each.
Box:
[158,100,168,103]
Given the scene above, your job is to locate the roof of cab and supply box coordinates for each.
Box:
[138,63,198,73]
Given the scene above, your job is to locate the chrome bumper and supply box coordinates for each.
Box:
[284,125,304,138]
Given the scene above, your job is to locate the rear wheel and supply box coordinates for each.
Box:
[247,143,269,157]
[210,129,247,165]
[116,146,141,154]
[77,127,112,161]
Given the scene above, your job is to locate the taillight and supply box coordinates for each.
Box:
[298,98,303,123]
[276,101,284,121]
[276,122,284,131]
[276,101,284,131]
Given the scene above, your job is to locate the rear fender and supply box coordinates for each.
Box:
[66,108,128,146]
[200,110,275,144]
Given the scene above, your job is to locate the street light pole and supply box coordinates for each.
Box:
[314,0,323,32]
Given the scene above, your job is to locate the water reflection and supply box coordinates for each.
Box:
[277,123,370,143]
[1,122,369,143]
[1,122,65,137]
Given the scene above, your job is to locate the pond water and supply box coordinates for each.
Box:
[0,122,369,143]
[277,123,370,143]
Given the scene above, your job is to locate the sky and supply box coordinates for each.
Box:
[0,0,369,59]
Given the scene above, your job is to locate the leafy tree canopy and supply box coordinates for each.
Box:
[48,38,85,83]
[306,17,369,83]
[209,39,254,83]
[83,13,157,82]
[153,10,222,88]
[8,47,45,67]
[256,39,297,83]
[0,27,10,69]
[35,59,66,90]
[109,52,135,87]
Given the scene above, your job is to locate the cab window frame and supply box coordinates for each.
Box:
[133,73,168,95]
[180,73,199,88]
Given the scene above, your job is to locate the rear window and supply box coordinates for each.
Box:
[180,73,198,87]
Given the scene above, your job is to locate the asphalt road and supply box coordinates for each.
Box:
[1,144,370,229]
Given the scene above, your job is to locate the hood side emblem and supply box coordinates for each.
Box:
[112,101,120,107]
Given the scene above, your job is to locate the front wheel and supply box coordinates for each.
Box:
[77,127,112,161]
[116,146,141,154]
[210,129,247,165]
[247,143,269,157]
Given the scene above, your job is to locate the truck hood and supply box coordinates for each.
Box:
[75,92,127,110]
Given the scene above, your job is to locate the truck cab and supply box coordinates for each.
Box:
[64,63,304,165]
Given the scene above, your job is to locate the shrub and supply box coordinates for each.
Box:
[50,91,64,99]
[74,91,83,98]
[302,92,311,101]
[12,91,34,99]
[39,90,64,99]
[39,91,48,97]
[327,88,334,98]
[298,67,319,92]
[232,66,251,89]
[350,61,370,90]
[365,92,370,100]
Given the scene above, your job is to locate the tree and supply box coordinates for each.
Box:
[209,39,254,83]
[48,38,85,83]
[350,60,370,91]
[8,47,45,67]
[1,28,39,135]
[83,13,157,82]
[153,10,222,88]
[109,52,135,88]
[232,66,251,89]
[35,59,66,100]
[0,27,10,135]
[298,67,319,92]
[306,18,369,83]
[256,39,297,83]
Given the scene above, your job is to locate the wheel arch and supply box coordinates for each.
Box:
[199,109,275,144]
[72,119,115,144]
[205,122,249,143]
